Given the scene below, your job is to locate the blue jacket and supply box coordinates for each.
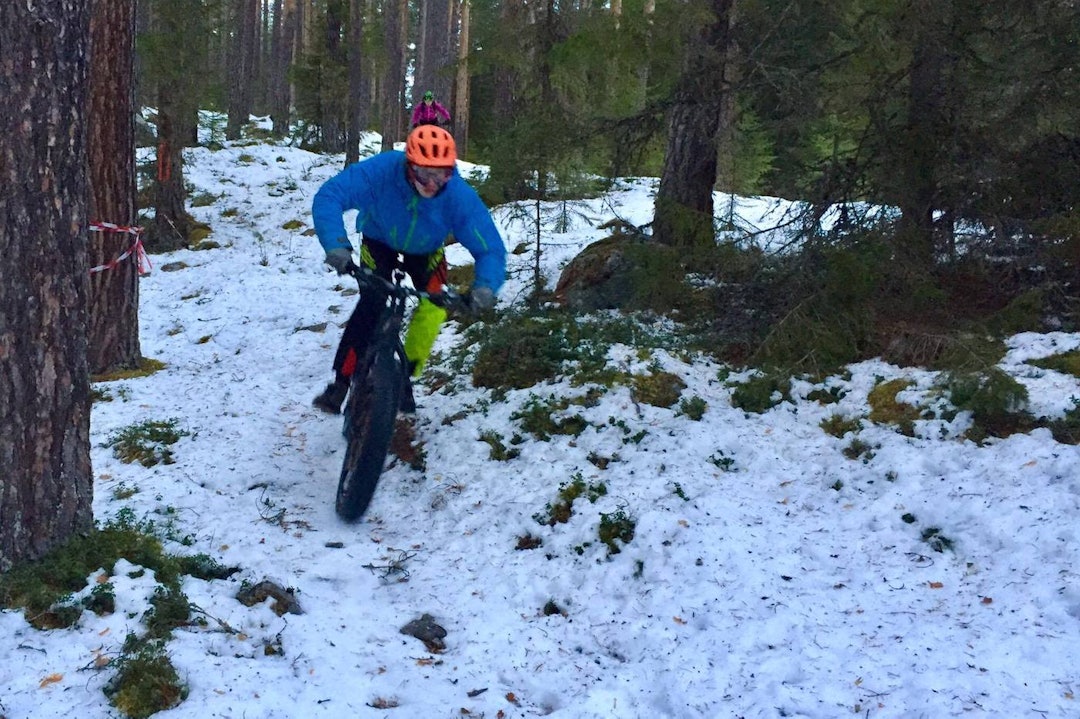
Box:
[312,151,506,294]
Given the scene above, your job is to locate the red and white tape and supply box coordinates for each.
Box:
[89,223,152,275]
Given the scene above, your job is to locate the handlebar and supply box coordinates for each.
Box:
[346,262,469,313]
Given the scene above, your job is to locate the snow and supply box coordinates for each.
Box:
[3,132,1080,719]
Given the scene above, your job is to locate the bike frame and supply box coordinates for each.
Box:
[334,263,462,522]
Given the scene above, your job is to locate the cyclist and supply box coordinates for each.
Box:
[310,125,506,415]
[411,90,451,129]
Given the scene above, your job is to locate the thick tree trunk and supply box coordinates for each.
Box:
[88,0,142,374]
[271,0,300,136]
[453,0,471,154]
[345,0,367,166]
[0,0,94,571]
[414,0,453,109]
[227,0,260,140]
[380,0,408,152]
[148,87,194,252]
[897,0,953,271]
[652,0,736,249]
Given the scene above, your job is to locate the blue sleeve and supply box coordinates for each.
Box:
[312,164,365,253]
[452,188,506,295]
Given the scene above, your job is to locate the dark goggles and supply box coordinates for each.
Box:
[411,164,453,186]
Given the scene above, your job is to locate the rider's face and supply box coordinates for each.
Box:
[409,164,452,198]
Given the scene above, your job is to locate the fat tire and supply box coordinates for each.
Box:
[335,345,404,522]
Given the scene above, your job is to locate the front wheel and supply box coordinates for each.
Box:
[335,345,404,522]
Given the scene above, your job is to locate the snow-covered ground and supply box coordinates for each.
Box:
[3,135,1080,719]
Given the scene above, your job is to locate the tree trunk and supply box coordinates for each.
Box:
[149,85,195,252]
[897,0,953,271]
[414,0,453,109]
[453,0,471,154]
[227,0,260,140]
[380,0,408,152]
[0,0,94,571]
[652,0,736,249]
[88,0,142,374]
[345,0,367,166]
[272,0,300,136]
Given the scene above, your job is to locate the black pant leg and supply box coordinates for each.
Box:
[332,239,398,382]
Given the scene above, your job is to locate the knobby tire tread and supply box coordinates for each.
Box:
[336,346,403,521]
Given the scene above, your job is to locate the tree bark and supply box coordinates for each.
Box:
[652,0,736,249]
[453,0,471,153]
[897,0,954,271]
[380,0,408,151]
[227,0,261,140]
[0,0,94,571]
[149,85,195,252]
[88,0,142,374]
[414,0,454,109]
[345,0,367,166]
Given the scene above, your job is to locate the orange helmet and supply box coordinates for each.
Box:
[406,126,457,167]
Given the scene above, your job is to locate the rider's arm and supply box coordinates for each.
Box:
[436,102,452,122]
[312,163,370,253]
[450,187,506,295]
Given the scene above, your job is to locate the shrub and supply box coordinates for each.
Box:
[945,368,1032,440]
[730,372,791,413]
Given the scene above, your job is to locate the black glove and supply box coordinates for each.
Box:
[325,247,353,275]
[469,286,496,315]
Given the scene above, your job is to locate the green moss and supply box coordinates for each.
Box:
[103,419,189,467]
[867,378,921,434]
[281,219,305,230]
[92,357,166,383]
[631,371,686,408]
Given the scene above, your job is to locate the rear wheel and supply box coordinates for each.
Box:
[336,345,404,522]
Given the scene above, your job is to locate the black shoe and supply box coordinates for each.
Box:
[399,374,416,414]
[313,381,348,415]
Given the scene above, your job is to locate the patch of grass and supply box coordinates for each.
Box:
[533,474,607,526]
[707,450,737,471]
[281,218,305,230]
[479,430,521,461]
[463,308,690,391]
[677,395,708,420]
[598,508,636,556]
[105,638,187,719]
[1028,350,1080,378]
[842,438,876,461]
[820,414,863,438]
[104,419,189,467]
[631,371,686,408]
[1046,397,1080,445]
[189,192,219,207]
[944,368,1032,441]
[511,395,589,441]
[806,386,846,404]
[730,372,791,413]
